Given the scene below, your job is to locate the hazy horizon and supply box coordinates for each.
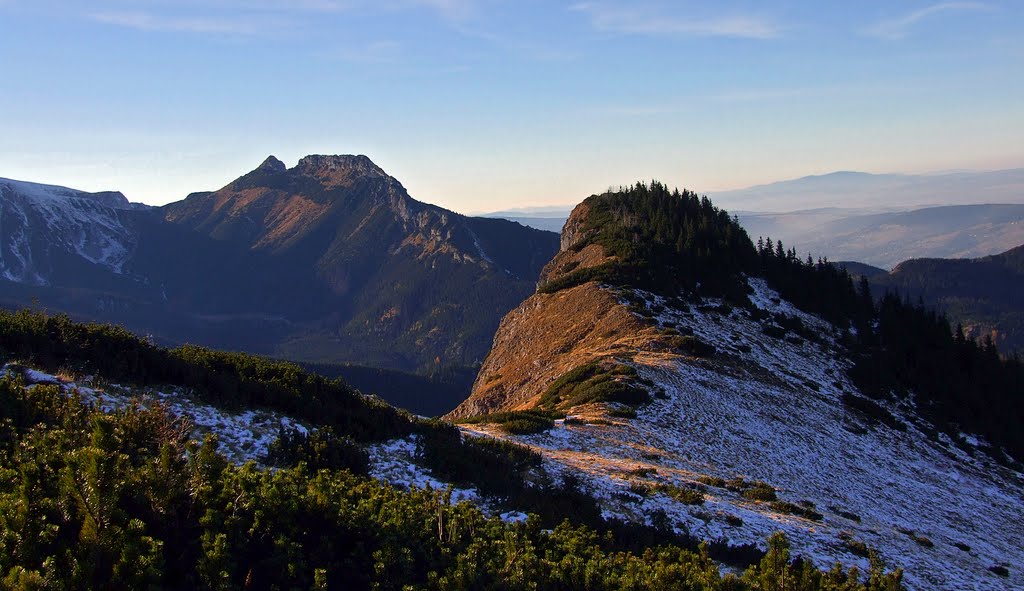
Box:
[2,1,1022,212]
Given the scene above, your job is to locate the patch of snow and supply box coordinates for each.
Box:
[367,436,480,504]
[960,433,981,447]
[466,227,497,266]
[746,277,834,332]
[20,367,62,385]
[3,363,516,528]
[0,178,130,208]
[2,363,312,465]
[500,511,529,523]
[0,203,47,285]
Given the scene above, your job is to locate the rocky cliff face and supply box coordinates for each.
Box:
[449,200,652,418]
[448,282,651,418]
[163,155,409,254]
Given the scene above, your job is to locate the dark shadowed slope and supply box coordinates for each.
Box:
[865,244,1024,353]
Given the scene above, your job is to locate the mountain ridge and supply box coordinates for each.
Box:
[452,182,760,419]
[0,156,560,384]
[710,168,1024,212]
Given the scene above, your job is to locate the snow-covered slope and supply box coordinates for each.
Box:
[459,278,1023,590]
[0,177,144,285]
[1,362,517,520]
[2,363,311,465]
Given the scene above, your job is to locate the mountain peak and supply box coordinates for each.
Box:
[294,154,387,183]
[538,182,755,296]
[257,155,287,174]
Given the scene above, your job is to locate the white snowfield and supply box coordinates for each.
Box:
[463,278,1023,590]
[0,178,140,284]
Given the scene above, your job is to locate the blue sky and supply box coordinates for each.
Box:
[1,1,1022,213]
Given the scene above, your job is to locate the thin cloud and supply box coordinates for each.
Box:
[47,0,481,35]
[90,11,271,35]
[245,0,347,10]
[409,0,478,21]
[711,87,815,103]
[452,25,581,62]
[84,0,351,37]
[588,103,687,117]
[864,2,992,40]
[105,0,348,13]
[571,2,782,40]
[328,40,404,64]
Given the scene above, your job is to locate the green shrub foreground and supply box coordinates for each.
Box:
[0,377,905,590]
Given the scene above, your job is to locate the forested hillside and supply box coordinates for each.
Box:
[759,242,1024,462]
[865,244,1024,355]
[538,182,756,298]
[450,182,1023,589]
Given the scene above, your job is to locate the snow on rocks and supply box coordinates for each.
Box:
[475,280,1024,590]
[20,367,62,385]
[500,511,529,523]
[367,436,480,504]
[366,434,547,524]
[3,363,492,518]
[2,363,312,465]
[0,177,139,284]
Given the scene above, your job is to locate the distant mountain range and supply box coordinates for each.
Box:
[482,169,1024,268]
[477,205,572,233]
[0,156,559,381]
[710,168,1024,212]
[741,203,1024,269]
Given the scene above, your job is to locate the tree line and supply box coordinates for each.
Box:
[0,309,411,442]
